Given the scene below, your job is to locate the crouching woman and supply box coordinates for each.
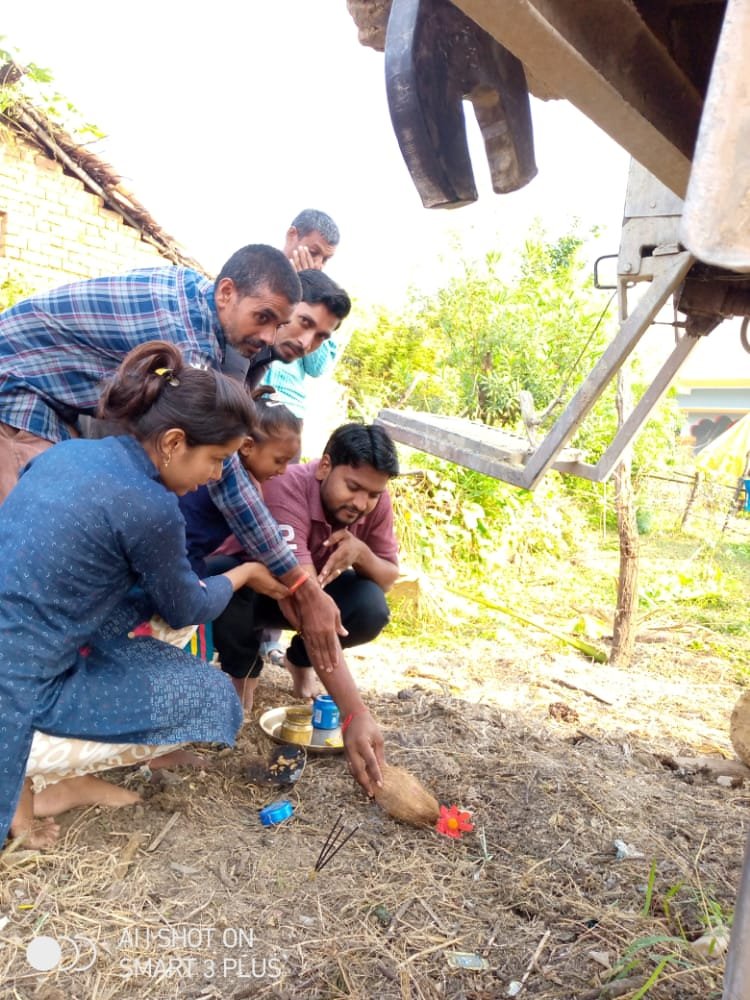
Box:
[0,341,288,847]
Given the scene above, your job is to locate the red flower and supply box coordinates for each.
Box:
[436,804,474,839]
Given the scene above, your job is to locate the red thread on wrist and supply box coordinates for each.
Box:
[341,708,369,734]
[287,573,309,596]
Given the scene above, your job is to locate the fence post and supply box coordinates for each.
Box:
[722,476,745,535]
[681,470,702,530]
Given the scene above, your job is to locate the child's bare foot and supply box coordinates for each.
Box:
[33,775,141,817]
[284,659,323,701]
[231,675,259,712]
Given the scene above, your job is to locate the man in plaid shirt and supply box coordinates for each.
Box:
[0,243,351,679]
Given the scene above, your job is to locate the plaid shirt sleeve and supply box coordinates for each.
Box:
[0,267,221,441]
[206,455,298,577]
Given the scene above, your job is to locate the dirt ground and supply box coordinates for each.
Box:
[1,616,747,1000]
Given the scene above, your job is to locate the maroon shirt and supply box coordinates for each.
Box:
[261,460,399,573]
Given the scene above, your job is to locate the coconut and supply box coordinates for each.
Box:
[730,690,750,767]
[373,764,440,828]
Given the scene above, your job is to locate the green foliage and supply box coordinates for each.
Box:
[340,230,681,540]
[640,555,727,610]
[340,233,614,428]
[340,233,679,474]
[391,451,588,584]
[0,37,103,141]
[0,276,30,311]
[337,307,445,421]
[606,871,733,999]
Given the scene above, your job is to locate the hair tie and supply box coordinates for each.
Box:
[153,367,180,387]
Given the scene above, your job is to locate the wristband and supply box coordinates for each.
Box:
[341,708,369,734]
[287,573,309,597]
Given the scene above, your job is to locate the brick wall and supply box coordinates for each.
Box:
[0,136,175,296]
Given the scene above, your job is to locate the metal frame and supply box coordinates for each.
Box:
[377,248,695,489]
[521,250,695,486]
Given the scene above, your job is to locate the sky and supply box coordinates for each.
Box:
[2,1,632,310]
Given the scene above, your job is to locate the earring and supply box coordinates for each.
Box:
[163,451,172,469]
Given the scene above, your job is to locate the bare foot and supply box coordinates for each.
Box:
[9,782,61,848]
[231,675,260,712]
[149,749,210,770]
[284,658,323,701]
[10,816,61,849]
[33,775,141,817]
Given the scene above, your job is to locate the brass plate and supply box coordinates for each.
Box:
[258,706,344,756]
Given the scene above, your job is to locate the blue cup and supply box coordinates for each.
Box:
[312,694,340,730]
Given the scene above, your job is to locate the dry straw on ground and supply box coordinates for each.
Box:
[0,627,746,999]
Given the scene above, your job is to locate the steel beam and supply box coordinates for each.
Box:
[377,251,695,489]
[374,410,581,487]
[554,330,702,481]
[522,250,695,487]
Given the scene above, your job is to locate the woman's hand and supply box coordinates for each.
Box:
[223,562,290,599]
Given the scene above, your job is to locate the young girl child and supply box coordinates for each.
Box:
[1,342,289,848]
[179,387,302,711]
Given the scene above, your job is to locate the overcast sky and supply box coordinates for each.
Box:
[3,1,631,308]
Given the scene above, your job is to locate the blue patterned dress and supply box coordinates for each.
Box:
[0,435,242,842]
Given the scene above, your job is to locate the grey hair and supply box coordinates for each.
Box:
[290,209,340,246]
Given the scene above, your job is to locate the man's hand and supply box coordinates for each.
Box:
[318,529,366,587]
[292,583,347,672]
[343,712,384,796]
[289,245,316,272]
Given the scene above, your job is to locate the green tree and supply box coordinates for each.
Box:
[339,231,680,480]
[337,233,686,665]
[339,231,612,432]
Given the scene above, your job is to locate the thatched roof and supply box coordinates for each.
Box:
[0,62,206,273]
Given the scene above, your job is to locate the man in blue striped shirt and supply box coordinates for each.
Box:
[0,244,349,676]
[266,209,342,415]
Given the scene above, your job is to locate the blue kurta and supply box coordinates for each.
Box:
[0,435,242,842]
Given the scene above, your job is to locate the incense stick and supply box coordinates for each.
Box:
[314,814,360,872]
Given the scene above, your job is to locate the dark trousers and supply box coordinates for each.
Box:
[212,570,390,679]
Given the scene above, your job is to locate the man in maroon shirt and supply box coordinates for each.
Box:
[212,422,399,711]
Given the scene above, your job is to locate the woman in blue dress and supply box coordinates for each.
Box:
[1,340,289,847]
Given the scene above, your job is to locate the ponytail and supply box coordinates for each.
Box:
[98,341,255,446]
[250,385,303,443]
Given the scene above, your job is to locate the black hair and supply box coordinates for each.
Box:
[215,244,301,302]
[323,423,399,477]
[298,269,351,322]
[290,209,340,246]
[250,386,303,443]
[97,341,255,446]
